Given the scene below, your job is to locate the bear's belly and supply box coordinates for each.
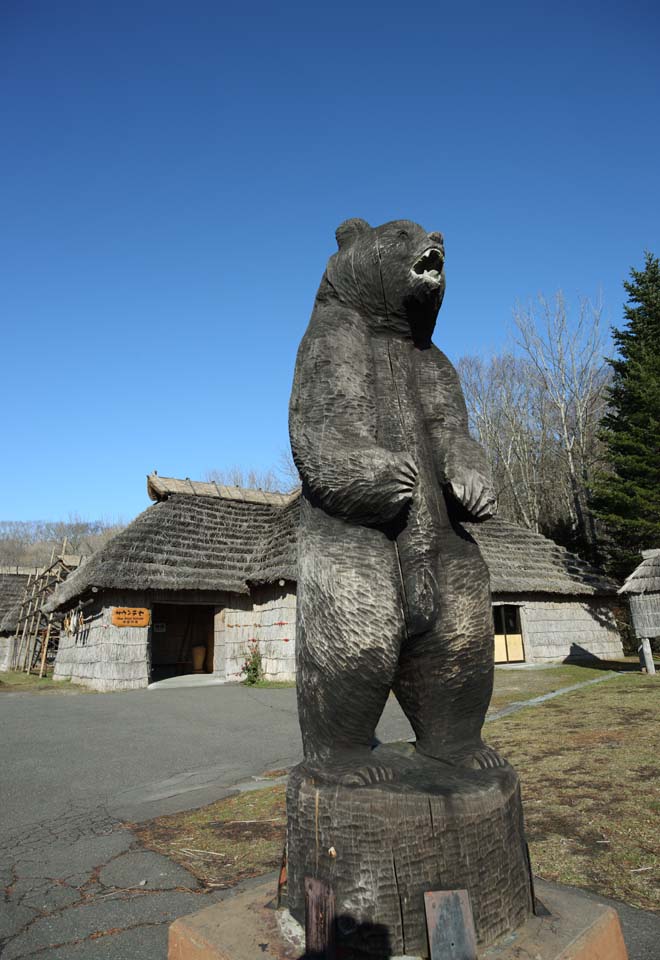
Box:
[371,336,448,635]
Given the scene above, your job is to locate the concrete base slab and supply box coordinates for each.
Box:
[148,675,226,690]
[168,877,628,960]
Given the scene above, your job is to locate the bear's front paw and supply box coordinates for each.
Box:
[448,468,496,519]
[381,453,418,508]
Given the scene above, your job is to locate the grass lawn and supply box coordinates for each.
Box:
[489,673,659,912]
[0,670,89,693]
[242,679,296,688]
[488,662,615,713]
[133,671,659,909]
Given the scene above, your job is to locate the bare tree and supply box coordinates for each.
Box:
[513,293,610,556]
[276,447,302,492]
[204,465,282,492]
[205,455,302,494]
[0,517,125,567]
[457,292,610,561]
[457,353,560,533]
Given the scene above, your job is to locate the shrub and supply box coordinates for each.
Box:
[242,642,264,685]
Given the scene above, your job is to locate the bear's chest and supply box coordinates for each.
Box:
[370,337,432,465]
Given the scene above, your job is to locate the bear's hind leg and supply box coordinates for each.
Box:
[393,556,505,771]
[297,546,406,784]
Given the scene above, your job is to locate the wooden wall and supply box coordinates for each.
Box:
[53,583,297,690]
[214,583,296,682]
[53,590,150,691]
[629,594,660,639]
[507,595,624,662]
[0,634,15,672]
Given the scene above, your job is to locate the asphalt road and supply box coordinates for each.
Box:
[1,685,658,959]
[0,685,415,960]
[0,685,414,839]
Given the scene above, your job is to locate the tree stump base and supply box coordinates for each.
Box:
[286,744,533,958]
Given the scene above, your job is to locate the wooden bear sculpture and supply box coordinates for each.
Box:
[289,217,501,777]
[287,219,532,955]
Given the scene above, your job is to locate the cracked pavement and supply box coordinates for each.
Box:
[5,682,657,959]
[1,684,413,958]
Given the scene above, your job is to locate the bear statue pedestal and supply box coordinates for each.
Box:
[286,745,533,958]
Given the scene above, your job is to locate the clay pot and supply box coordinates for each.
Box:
[191,644,206,673]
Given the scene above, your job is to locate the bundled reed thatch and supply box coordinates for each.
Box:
[465,517,617,596]
[619,549,660,640]
[0,572,31,634]
[47,481,299,613]
[619,549,660,595]
[46,470,617,618]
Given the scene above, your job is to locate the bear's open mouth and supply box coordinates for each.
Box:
[411,248,444,284]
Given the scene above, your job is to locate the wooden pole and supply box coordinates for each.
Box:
[11,573,33,669]
[38,613,54,678]
[639,638,656,676]
[304,876,336,959]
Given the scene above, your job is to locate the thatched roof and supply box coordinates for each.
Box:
[46,483,299,612]
[467,517,616,596]
[0,573,30,634]
[47,474,617,612]
[147,474,293,507]
[619,549,660,595]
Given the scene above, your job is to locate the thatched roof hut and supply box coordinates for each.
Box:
[47,483,298,613]
[46,478,299,691]
[0,569,38,670]
[619,548,660,640]
[0,572,30,632]
[462,519,621,664]
[46,475,622,691]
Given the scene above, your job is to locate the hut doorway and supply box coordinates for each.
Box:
[149,603,215,682]
[493,604,525,663]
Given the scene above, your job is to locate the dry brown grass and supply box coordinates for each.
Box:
[488,663,619,713]
[132,785,287,889]
[488,674,660,911]
[0,670,89,694]
[133,670,659,910]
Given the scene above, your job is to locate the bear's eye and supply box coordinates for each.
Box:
[398,229,409,240]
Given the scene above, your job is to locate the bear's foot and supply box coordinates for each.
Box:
[336,763,396,786]
[417,738,508,771]
[300,747,413,787]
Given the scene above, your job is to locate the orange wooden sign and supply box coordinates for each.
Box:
[111,607,151,628]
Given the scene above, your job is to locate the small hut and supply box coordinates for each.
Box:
[619,548,660,672]
[0,568,36,671]
[46,477,298,691]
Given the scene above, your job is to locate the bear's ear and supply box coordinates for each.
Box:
[335,218,370,249]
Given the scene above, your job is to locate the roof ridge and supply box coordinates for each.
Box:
[146,473,299,507]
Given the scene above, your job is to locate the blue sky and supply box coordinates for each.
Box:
[2,0,659,522]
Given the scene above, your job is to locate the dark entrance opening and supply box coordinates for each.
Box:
[149,603,215,682]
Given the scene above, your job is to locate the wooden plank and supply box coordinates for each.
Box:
[506,632,525,661]
[424,889,477,960]
[304,876,335,959]
[494,633,507,662]
[111,607,151,628]
[38,613,54,677]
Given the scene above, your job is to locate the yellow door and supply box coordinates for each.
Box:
[494,633,508,663]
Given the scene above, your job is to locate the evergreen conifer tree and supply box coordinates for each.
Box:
[592,252,660,579]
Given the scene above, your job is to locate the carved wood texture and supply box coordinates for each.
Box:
[287,763,533,957]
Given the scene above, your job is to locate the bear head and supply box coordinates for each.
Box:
[326,218,445,342]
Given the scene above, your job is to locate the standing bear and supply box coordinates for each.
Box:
[289,218,503,782]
